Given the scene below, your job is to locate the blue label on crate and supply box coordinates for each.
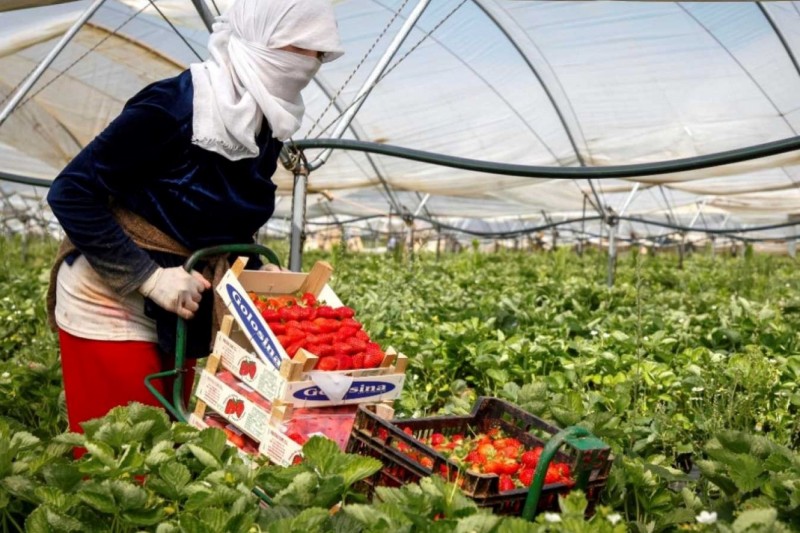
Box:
[225,283,283,369]
[293,381,396,401]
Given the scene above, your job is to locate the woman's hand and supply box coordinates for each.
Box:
[138,267,211,319]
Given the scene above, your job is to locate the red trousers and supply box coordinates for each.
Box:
[58,329,194,440]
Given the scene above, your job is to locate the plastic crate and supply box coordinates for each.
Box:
[345,397,611,517]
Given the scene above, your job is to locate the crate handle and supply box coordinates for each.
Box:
[145,243,281,422]
[521,426,607,520]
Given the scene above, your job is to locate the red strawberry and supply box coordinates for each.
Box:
[316,306,337,319]
[332,342,354,356]
[483,460,503,475]
[351,353,365,369]
[301,292,317,307]
[498,458,521,476]
[430,433,447,447]
[336,355,353,371]
[276,335,289,347]
[420,456,434,469]
[363,352,383,369]
[268,322,287,335]
[365,342,383,355]
[340,317,362,329]
[317,357,339,371]
[347,338,367,352]
[519,468,534,487]
[355,329,370,342]
[403,427,414,436]
[335,307,356,319]
[545,464,562,484]
[315,345,334,358]
[521,448,543,467]
[285,342,303,358]
[261,308,280,322]
[498,475,515,492]
[300,321,321,334]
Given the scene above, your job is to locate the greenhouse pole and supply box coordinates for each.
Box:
[284,0,430,269]
[0,0,108,128]
[607,183,639,287]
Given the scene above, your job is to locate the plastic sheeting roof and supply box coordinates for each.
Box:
[1,0,800,243]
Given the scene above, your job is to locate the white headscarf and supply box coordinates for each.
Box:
[190,0,344,160]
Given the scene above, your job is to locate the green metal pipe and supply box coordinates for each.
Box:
[521,426,592,521]
[293,136,800,179]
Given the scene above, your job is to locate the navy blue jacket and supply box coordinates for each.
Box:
[48,70,282,356]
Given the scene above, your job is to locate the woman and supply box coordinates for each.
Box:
[46,0,343,438]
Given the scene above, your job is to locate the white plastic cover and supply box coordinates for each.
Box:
[1,0,799,243]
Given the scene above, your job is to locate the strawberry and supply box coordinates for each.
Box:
[521,447,543,467]
[276,335,289,347]
[261,308,280,322]
[430,433,447,447]
[519,468,535,487]
[355,329,370,342]
[420,456,434,469]
[483,460,503,475]
[268,322,287,335]
[365,342,383,355]
[498,475,515,492]
[336,355,353,371]
[336,327,360,341]
[363,352,383,369]
[315,345,334,358]
[332,342,355,356]
[403,427,414,436]
[299,321,321,334]
[285,342,302,358]
[477,443,496,460]
[347,338,367,352]
[351,353,365,369]
[317,357,339,371]
[301,292,317,307]
[335,306,356,319]
[498,458,521,476]
[340,317,362,330]
[544,464,562,484]
[316,306,338,319]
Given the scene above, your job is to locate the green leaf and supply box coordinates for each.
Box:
[171,423,200,444]
[42,506,86,532]
[274,471,318,507]
[155,522,181,533]
[198,507,228,531]
[454,513,501,532]
[146,440,175,466]
[25,506,51,533]
[198,428,228,458]
[10,431,39,451]
[77,483,117,514]
[728,455,766,494]
[2,474,37,501]
[108,480,148,511]
[180,512,216,533]
[339,456,383,487]
[128,420,156,443]
[83,441,116,468]
[122,507,167,527]
[160,461,191,492]
[34,487,70,511]
[185,443,222,470]
[732,508,779,532]
[51,432,85,448]
[41,462,82,493]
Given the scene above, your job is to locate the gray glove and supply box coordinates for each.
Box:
[138,267,211,320]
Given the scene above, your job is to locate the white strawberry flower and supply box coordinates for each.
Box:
[696,511,717,524]
[543,513,561,523]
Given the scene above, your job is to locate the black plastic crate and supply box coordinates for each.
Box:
[345,397,611,516]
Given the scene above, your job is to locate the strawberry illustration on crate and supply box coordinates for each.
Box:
[223,396,245,419]
[238,359,258,380]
